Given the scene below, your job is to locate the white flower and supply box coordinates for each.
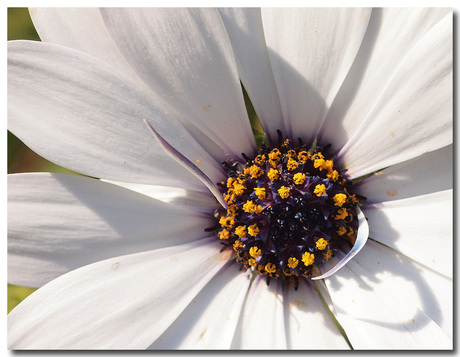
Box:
[7,8,452,350]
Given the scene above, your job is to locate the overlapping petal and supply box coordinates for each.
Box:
[339,12,452,177]
[8,173,214,288]
[325,251,452,349]
[218,8,284,143]
[100,8,257,160]
[261,8,371,140]
[362,190,452,278]
[8,40,225,189]
[149,263,250,349]
[356,145,452,204]
[8,238,230,349]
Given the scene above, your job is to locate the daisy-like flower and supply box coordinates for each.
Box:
[8,8,452,349]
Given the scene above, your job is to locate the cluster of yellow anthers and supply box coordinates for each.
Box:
[216,141,360,281]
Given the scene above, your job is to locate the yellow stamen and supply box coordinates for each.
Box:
[327,170,339,181]
[323,249,333,259]
[234,225,247,238]
[226,177,236,188]
[316,238,328,250]
[267,168,280,181]
[249,165,263,179]
[227,204,238,216]
[278,186,290,199]
[219,216,235,228]
[265,262,276,274]
[334,208,348,220]
[249,246,261,258]
[248,224,259,237]
[254,187,266,199]
[314,184,327,197]
[322,160,334,171]
[302,252,315,267]
[293,172,306,185]
[333,193,347,207]
[287,158,299,171]
[268,148,281,161]
[254,154,266,165]
[233,183,246,196]
[337,226,347,236]
[298,150,310,163]
[312,152,324,160]
[288,257,299,269]
[314,158,325,169]
[248,258,258,267]
[243,200,263,214]
[233,240,243,250]
[219,229,230,240]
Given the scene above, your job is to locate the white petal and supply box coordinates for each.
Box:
[261,8,371,140]
[353,240,453,338]
[30,8,134,74]
[356,145,452,203]
[8,173,214,288]
[100,8,257,160]
[103,179,217,213]
[8,40,224,188]
[325,251,452,349]
[363,190,452,278]
[231,277,287,349]
[8,238,230,349]
[284,279,349,349]
[149,263,250,349]
[218,8,284,143]
[320,8,451,150]
[339,13,452,177]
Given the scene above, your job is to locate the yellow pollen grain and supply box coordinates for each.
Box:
[327,170,339,181]
[267,168,280,181]
[249,246,261,258]
[334,193,347,207]
[302,252,315,267]
[233,240,243,250]
[314,158,325,169]
[243,200,263,214]
[219,229,230,240]
[254,187,266,199]
[316,238,328,250]
[265,263,276,274]
[248,258,258,267]
[248,224,259,237]
[334,208,348,220]
[249,165,263,179]
[278,186,291,199]
[298,150,310,163]
[337,226,347,236]
[293,172,306,185]
[234,226,247,238]
[195,159,200,163]
[233,183,246,196]
[288,257,299,269]
[314,184,327,197]
[287,158,299,171]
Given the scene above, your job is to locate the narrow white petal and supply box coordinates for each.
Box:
[100,8,257,160]
[103,179,217,212]
[231,277,287,349]
[8,173,214,288]
[354,240,453,338]
[363,190,452,278]
[30,8,134,74]
[219,8,284,143]
[8,238,230,349]
[284,280,349,349]
[325,252,452,349]
[262,8,371,140]
[356,145,452,203]
[320,8,451,149]
[8,40,224,188]
[339,13,452,177]
[149,263,250,349]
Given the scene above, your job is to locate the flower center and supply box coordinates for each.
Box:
[215,134,361,287]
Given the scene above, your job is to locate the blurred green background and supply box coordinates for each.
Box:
[7,8,76,313]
